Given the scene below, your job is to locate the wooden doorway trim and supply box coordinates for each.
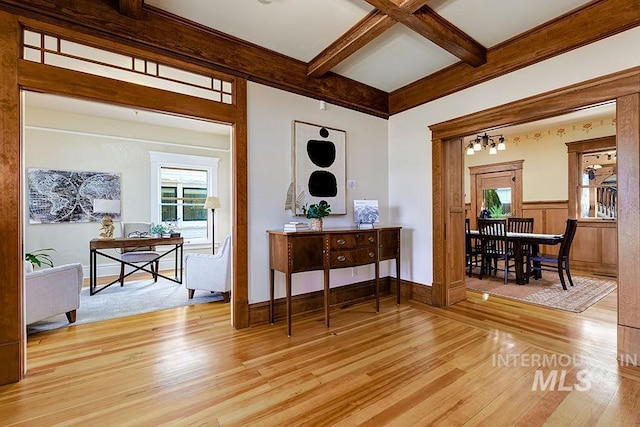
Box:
[430,66,640,362]
[0,11,249,384]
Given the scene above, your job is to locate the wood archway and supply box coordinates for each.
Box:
[0,12,248,384]
[430,66,640,363]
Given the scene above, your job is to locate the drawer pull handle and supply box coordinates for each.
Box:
[368,236,375,243]
[337,255,346,262]
[337,239,346,245]
[369,252,375,258]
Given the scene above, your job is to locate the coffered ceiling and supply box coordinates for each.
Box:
[2,0,639,118]
[144,0,593,93]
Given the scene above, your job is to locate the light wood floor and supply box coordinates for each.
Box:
[2,284,640,426]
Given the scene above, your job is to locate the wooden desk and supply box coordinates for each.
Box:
[89,236,184,295]
[467,230,562,284]
[268,227,401,336]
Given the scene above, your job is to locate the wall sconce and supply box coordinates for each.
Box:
[466,133,506,155]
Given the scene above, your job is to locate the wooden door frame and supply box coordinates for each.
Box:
[430,66,640,363]
[0,12,249,384]
[469,160,524,226]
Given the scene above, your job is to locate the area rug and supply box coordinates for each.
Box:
[466,274,616,313]
[27,278,225,334]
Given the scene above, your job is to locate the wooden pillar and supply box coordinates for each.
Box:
[0,10,23,385]
[432,137,466,307]
[232,78,249,329]
[617,93,640,365]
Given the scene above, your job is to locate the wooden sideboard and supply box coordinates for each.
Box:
[268,227,401,336]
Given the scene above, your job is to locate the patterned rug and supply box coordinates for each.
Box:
[466,274,617,313]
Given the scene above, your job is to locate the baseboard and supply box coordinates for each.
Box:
[248,277,432,327]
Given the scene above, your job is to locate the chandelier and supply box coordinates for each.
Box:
[466,133,505,155]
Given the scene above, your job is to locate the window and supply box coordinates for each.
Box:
[150,152,219,245]
[183,187,208,221]
[579,149,617,219]
[567,136,616,220]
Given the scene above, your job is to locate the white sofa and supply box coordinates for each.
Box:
[184,235,231,301]
[25,262,84,325]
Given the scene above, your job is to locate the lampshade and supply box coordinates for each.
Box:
[93,198,121,214]
[203,196,222,210]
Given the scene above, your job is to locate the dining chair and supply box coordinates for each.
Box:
[119,222,160,286]
[526,219,578,290]
[477,218,514,283]
[507,217,534,273]
[465,218,482,277]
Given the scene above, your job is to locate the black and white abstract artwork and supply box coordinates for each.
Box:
[293,121,346,215]
[28,168,121,224]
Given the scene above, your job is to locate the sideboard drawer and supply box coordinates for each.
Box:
[329,232,377,250]
[330,248,377,268]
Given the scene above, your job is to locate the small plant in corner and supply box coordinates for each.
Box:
[25,248,56,269]
[302,200,332,218]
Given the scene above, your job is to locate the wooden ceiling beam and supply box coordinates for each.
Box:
[0,0,389,118]
[308,0,430,78]
[308,11,393,78]
[363,0,486,67]
[389,0,640,115]
[118,0,142,19]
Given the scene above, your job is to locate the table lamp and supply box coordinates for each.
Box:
[93,198,121,239]
[203,196,222,253]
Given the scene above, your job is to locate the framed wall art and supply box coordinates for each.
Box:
[28,168,121,224]
[292,121,346,215]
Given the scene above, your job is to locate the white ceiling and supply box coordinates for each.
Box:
[145,0,595,92]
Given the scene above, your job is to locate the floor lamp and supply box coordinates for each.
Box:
[204,196,222,254]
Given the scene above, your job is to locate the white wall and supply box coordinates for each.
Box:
[247,83,388,303]
[24,106,231,276]
[389,26,640,287]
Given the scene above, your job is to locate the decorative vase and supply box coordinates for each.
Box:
[310,218,323,231]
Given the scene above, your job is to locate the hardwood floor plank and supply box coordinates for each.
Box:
[1,291,639,425]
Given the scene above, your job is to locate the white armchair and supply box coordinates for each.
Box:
[184,235,231,301]
[25,262,83,325]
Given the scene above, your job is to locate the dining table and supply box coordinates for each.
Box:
[467,230,563,285]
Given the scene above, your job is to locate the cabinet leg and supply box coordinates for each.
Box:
[269,269,274,325]
[286,273,292,337]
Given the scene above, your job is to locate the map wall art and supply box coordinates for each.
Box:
[292,121,346,215]
[28,168,121,224]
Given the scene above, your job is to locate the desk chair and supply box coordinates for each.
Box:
[527,219,578,290]
[119,222,159,285]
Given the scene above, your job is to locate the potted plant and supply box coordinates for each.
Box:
[302,200,331,231]
[150,223,167,237]
[25,248,56,269]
